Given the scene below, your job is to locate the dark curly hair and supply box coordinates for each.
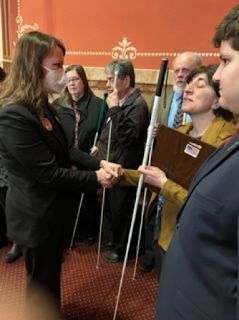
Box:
[213,5,239,50]
[186,64,233,121]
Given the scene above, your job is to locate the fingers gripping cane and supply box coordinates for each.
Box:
[96,69,118,268]
[69,93,108,250]
[113,59,168,320]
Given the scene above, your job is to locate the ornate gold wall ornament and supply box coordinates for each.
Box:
[112,37,137,59]
[66,36,219,60]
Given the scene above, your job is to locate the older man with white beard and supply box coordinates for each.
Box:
[158,51,202,127]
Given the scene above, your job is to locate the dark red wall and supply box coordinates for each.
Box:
[9,0,239,69]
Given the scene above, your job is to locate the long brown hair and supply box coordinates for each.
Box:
[0,31,65,116]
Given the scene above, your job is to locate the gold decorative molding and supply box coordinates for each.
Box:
[112,37,137,59]
[14,0,38,44]
[66,37,219,59]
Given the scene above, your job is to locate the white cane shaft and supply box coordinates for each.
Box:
[132,187,148,279]
[96,119,112,266]
[106,120,112,161]
[96,187,106,267]
[69,193,85,249]
[132,140,154,278]
[92,132,98,148]
[113,173,144,320]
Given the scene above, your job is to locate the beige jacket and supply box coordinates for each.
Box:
[122,116,237,251]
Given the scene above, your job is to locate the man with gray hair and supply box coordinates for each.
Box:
[95,59,150,263]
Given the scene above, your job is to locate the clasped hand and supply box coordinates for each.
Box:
[97,160,123,188]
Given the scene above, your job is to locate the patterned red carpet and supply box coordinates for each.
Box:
[0,242,158,320]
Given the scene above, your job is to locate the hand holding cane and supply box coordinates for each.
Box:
[96,69,118,268]
[113,59,168,320]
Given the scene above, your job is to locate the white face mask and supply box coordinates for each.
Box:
[42,65,68,94]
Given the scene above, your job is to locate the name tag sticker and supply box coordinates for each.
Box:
[184,143,200,158]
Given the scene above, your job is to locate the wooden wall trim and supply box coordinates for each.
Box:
[0,0,11,59]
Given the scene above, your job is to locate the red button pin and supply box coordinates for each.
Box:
[41,118,53,131]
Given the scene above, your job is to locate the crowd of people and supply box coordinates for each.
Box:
[0,4,239,320]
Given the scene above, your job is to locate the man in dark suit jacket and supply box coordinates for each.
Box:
[156,5,239,319]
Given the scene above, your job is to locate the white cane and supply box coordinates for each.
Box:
[96,69,118,268]
[69,193,85,249]
[96,118,112,268]
[113,59,168,320]
[132,138,155,279]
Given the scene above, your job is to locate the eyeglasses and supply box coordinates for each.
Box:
[67,77,81,83]
[174,68,192,75]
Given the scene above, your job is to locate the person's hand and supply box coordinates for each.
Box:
[138,165,168,189]
[90,146,99,156]
[106,89,119,108]
[147,122,160,138]
[100,160,122,177]
[96,168,112,188]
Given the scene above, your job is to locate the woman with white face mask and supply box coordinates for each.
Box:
[54,65,106,247]
[42,65,68,94]
[0,31,121,319]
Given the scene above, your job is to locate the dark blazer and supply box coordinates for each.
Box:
[0,103,100,248]
[54,92,104,153]
[0,155,8,188]
[156,133,239,320]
